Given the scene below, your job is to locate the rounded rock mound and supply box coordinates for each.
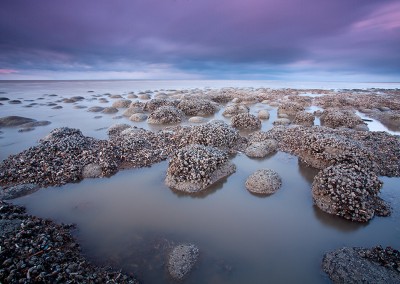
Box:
[112,99,132,108]
[245,140,278,158]
[165,144,236,193]
[177,98,218,116]
[231,113,261,130]
[167,244,199,281]
[245,169,282,195]
[222,104,249,117]
[147,106,184,124]
[312,163,388,222]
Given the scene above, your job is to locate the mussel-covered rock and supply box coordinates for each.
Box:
[0,116,36,127]
[147,106,184,124]
[167,244,199,281]
[222,104,249,118]
[245,169,282,195]
[322,247,400,283]
[312,163,387,222]
[293,111,314,126]
[177,98,218,116]
[112,99,132,108]
[245,140,277,158]
[165,144,236,193]
[231,113,261,130]
[258,109,270,120]
[320,109,366,129]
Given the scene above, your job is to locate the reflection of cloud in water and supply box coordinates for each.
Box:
[313,205,367,233]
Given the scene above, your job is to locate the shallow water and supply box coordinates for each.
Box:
[2,80,400,283]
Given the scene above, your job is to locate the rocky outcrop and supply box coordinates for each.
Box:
[147,106,184,124]
[0,116,36,127]
[293,111,314,126]
[312,163,389,222]
[178,99,218,116]
[320,109,366,129]
[245,169,282,195]
[322,247,400,283]
[222,104,249,117]
[231,113,261,130]
[165,144,235,193]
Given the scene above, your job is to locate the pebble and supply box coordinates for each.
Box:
[245,169,282,195]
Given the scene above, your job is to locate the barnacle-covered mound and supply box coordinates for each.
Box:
[172,121,244,151]
[263,125,400,177]
[0,128,119,187]
[293,111,314,126]
[312,163,389,222]
[177,99,219,116]
[165,144,236,193]
[222,104,249,117]
[245,140,278,158]
[112,99,132,108]
[231,113,261,130]
[143,98,179,112]
[320,109,366,129]
[322,246,400,283]
[277,102,305,116]
[147,106,184,124]
[245,169,282,195]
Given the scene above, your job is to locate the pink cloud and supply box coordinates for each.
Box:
[0,69,18,74]
[352,2,400,32]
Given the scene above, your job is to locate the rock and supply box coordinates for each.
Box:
[278,102,304,116]
[127,94,138,98]
[167,244,199,281]
[138,93,151,100]
[19,121,51,128]
[0,116,36,127]
[87,106,105,112]
[0,219,22,237]
[144,98,179,112]
[245,169,282,195]
[0,97,10,101]
[273,118,291,126]
[101,107,119,114]
[73,105,87,109]
[258,109,270,120]
[123,107,143,117]
[0,184,40,200]
[112,99,132,108]
[109,94,123,99]
[107,123,131,137]
[178,99,218,116]
[322,247,400,283]
[147,106,184,124]
[245,140,278,158]
[231,113,261,130]
[129,113,147,122]
[52,106,63,109]
[320,109,365,129]
[188,116,208,123]
[293,112,314,126]
[354,123,369,131]
[312,163,385,222]
[165,144,236,193]
[222,104,249,118]
[8,100,22,104]
[82,163,103,178]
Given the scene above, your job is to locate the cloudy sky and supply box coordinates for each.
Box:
[0,0,399,81]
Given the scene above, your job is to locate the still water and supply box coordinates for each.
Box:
[1,80,400,283]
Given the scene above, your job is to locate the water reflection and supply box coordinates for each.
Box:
[313,205,367,232]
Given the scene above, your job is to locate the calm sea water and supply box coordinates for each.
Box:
[1,80,400,283]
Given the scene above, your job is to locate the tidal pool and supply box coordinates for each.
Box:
[12,151,400,283]
[2,80,400,283]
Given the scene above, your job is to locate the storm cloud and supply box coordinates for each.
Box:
[0,0,399,80]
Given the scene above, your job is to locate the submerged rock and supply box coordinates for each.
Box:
[245,169,282,195]
[167,244,199,281]
[322,247,400,283]
[112,99,132,108]
[165,144,235,193]
[0,116,36,127]
[258,109,270,120]
[0,184,40,200]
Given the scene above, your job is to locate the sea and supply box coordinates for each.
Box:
[1,80,400,283]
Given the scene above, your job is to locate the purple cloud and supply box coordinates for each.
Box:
[0,0,399,80]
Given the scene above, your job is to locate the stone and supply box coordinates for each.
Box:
[273,118,291,126]
[147,106,184,124]
[231,113,261,130]
[258,109,270,120]
[101,107,119,114]
[245,169,282,195]
[0,116,36,127]
[129,113,147,122]
[112,99,132,108]
[188,116,208,123]
[82,163,103,178]
[245,140,278,158]
[167,244,199,281]
[0,184,40,200]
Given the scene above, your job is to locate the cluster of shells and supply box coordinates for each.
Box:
[311,163,389,222]
[0,201,138,283]
[166,144,229,186]
[231,113,261,130]
[320,108,366,129]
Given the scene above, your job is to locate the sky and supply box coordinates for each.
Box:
[0,0,399,81]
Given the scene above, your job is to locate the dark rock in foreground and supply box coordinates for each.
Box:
[323,247,400,283]
[0,201,138,283]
